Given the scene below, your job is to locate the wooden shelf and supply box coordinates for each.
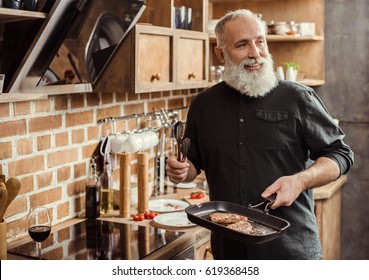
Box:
[266,35,324,42]
[0,84,93,103]
[209,34,323,43]
[0,93,47,103]
[299,79,325,87]
[0,7,46,23]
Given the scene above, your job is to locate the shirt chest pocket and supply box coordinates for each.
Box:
[254,110,289,150]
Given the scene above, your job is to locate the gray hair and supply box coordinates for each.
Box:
[215,9,264,47]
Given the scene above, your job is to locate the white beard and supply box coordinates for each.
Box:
[222,52,278,97]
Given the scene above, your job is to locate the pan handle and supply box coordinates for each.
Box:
[248,194,276,214]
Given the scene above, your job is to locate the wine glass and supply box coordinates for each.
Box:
[27,207,51,260]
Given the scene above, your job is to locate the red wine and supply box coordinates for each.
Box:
[28,226,51,242]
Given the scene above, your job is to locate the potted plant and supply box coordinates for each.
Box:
[283,61,301,82]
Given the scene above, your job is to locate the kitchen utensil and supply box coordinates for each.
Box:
[4,177,22,215]
[181,137,191,162]
[0,187,8,221]
[100,127,111,156]
[137,152,149,213]
[185,200,290,244]
[119,153,131,218]
[174,121,184,161]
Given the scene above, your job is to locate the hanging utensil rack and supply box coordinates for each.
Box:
[97,106,188,127]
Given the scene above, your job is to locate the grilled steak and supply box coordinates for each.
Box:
[210,212,248,224]
[226,220,255,234]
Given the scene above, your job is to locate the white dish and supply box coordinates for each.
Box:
[166,181,197,189]
[153,212,196,228]
[148,199,189,213]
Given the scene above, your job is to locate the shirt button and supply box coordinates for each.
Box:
[240,118,244,123]
[240,141,244,145]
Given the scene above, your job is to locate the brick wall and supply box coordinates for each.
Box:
[0,88,198,242]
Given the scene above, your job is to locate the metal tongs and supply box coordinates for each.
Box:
[173,121,191,162]
[248,194,276,214]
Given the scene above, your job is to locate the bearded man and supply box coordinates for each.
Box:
[166,9,354,260]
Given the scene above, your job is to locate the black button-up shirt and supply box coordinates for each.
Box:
[185,80,354,259]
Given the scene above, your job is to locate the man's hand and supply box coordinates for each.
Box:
[261,157,340,209]
[261,174,305,209]
[165,156,191,184]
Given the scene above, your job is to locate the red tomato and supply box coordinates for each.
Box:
[190,192,198,199]
[132,213,144,221]
[148,212,157,219]
[191,191,205,199]
[196,192,205,199]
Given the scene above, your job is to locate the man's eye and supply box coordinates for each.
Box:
[236,42,247,48]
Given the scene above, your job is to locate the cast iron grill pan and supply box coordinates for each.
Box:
[185,201,290,244]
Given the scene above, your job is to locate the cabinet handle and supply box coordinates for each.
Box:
[203,246,212,260]
[151,73,161,82]
[188,72,196,80]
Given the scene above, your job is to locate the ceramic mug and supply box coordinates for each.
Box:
[140,130,159,150]
[121,133,144,153]
[110,134,129,154]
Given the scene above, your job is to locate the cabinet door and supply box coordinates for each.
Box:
[135,27,176,93]
[195,240,213,260]
[175,30,209,89]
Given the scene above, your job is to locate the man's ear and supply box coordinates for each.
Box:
[214,46,225,64]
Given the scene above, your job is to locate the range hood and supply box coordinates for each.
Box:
[4,0,146,93]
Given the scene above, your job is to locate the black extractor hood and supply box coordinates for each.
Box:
[3,0,146,93]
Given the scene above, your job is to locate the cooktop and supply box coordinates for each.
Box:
[8,219,185,260]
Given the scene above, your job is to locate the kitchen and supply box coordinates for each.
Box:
[0,0,368,266]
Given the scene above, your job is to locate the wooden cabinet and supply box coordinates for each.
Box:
[195,239,213,260]
[175,30,209,90]
[208,0,325,87]
[89,0,210,93]
[1,0,210,99]
[0,8,49,103]
[313,175,347,260]
[194,229,213,260]
[96,18,209,93]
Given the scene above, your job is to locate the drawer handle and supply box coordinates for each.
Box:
[151,73,161,82]
[188,72,196,80]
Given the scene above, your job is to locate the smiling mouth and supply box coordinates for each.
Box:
[244,63,262,71]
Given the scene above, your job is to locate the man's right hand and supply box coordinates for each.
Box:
[165,156,192,184]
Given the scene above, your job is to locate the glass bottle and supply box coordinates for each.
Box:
[100,156,114,214]
[85,157,100,218]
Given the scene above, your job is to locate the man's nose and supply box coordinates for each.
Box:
[248,43,260,58]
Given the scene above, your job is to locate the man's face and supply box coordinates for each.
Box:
[222,16,269,67]
[217,16,277,97]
